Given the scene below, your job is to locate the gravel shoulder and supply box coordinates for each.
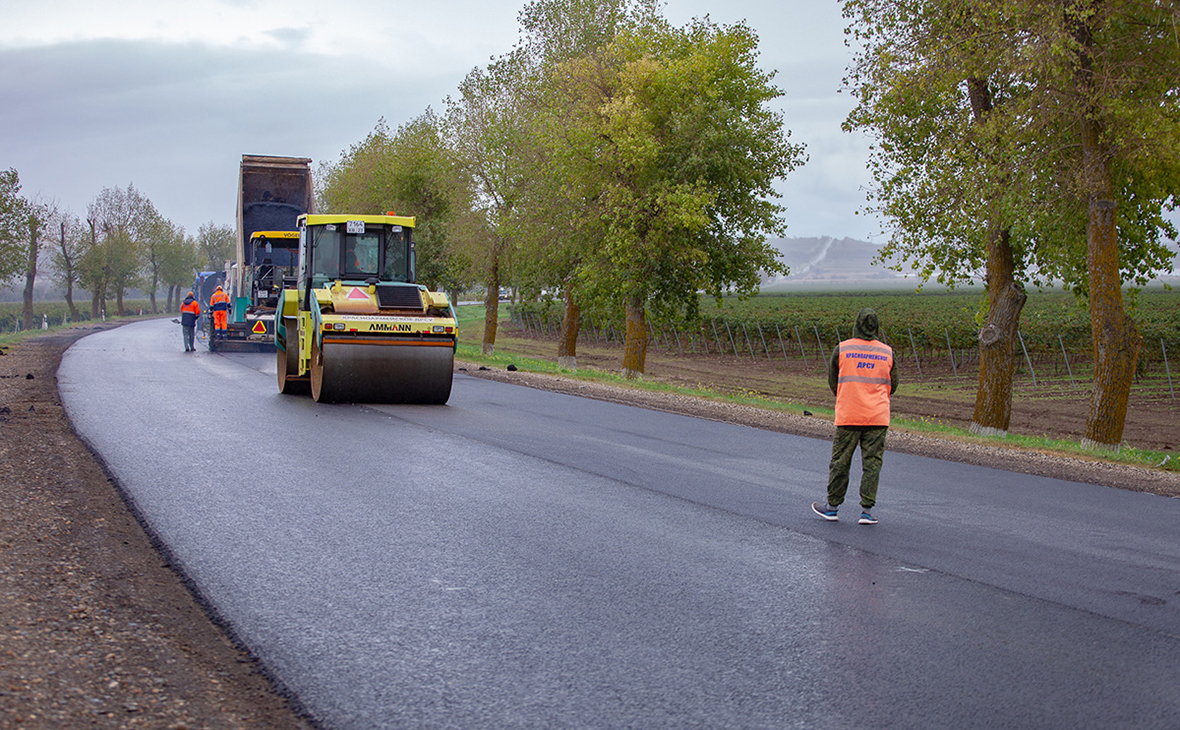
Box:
[1,325,1175,728]
[0,324,313,730]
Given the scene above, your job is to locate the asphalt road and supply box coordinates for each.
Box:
[59,319,1180,729]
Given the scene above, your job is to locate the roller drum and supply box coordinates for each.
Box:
[311,338,454,404]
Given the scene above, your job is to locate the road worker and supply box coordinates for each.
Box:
[180,291,200,352]
[210,284,230,333]
[812,308,898,525]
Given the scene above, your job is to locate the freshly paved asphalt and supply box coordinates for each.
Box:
[59,319,1180,729]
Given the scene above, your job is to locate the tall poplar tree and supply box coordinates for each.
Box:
[444,54,539,355]
[550,17,803,377]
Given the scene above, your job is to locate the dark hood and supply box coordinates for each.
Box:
[853,308,880,341]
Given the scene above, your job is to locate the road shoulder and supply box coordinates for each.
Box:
[0,324,313,729]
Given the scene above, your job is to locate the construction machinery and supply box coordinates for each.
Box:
[275,213,457,404]
[192,270,225,340]
[211,154,313,351]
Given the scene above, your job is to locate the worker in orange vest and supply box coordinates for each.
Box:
[180,291,200,352]
[210,285,230,333]
[812,308,898,526]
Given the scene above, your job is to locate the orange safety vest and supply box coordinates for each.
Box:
[210,289,229,311]
[834,338,893,427]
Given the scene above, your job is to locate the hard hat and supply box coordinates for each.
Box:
[187,291,193,297]
[215,285,223,290]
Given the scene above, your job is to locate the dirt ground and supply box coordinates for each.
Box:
[0,324,314,729]
[489,325,1180,456]
[0,320,1176,729]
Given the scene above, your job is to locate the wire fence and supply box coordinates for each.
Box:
[509,307,1178,399]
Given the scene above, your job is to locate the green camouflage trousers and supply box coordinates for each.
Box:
[826,425,888,509]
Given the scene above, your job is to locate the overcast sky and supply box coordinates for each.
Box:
[2,0,876,242]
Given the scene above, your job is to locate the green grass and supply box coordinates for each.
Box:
[456,304,1179,475]
[0,301,163,348]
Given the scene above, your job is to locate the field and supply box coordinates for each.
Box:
[0,299,156,333]
[463,289,1179,458]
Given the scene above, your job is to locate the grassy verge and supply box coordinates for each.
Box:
[456,305,1178,475]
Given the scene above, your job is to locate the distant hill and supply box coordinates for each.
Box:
[762,237,903,289]
[761,236,1180,290]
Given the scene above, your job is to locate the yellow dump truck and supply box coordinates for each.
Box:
[275,213,457,404]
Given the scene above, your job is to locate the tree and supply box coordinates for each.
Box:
[843,0,1180,448]
[1043,0,1180,448]
[160,230,199,313]
[85,184,151,316]
[0,169,29,282]
[51,211,88,321]
[195,221,234,272]
[138,206,173,313]
[509,0,658,369]
[444,55,540,355]
[78,217,109,319]
[549,17,803,377]
[843,0,1035,435]
[20,198,53,331]
[318,112,467,293]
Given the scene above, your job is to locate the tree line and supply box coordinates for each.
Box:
[0,171,236,328]
[317,0,806,377]
[320,0,1176,451]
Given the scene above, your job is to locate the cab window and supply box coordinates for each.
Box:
[345,233,380,277]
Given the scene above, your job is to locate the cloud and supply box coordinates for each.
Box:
[264,26,313,49]
[0,1,879,242]
[0,38,463,233]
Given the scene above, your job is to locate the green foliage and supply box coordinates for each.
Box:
[0,168,30,282]
[843,0,1180,292]
[319,113,468,292]
[546,15,804,321]
[195,221,234,272]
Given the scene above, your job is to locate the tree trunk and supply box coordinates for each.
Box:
[64,282,77,322]
[21,216,40,331]
[1073,22,1141,450]
[87,220,101,319]
[965,76,1027,436]
[970,225,1026,436]
[481,259,499,356]
[622,293,648,379]
[1053,5,1142,450]
[60,221,79,322]
[1083,194,1140,450]
[556,282,580,370]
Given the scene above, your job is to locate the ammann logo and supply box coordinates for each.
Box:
[370,322,413,332]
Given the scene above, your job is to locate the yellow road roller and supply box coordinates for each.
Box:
[275,213,457,404]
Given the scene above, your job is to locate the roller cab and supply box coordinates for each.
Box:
[275,213,457,404]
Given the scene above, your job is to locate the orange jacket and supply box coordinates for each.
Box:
[833,338,894,426]
[180,295,200,326]
[210,288,229,312]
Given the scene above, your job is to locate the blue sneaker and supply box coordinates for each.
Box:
[812,502,838,521]
[858,511,878,525]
